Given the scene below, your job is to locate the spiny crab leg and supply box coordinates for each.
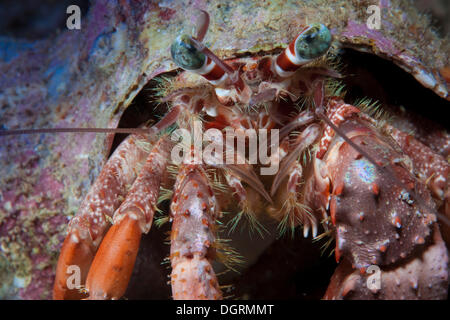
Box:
[169,163,222,300]
[85,136,172,299]
[53,133,151,300]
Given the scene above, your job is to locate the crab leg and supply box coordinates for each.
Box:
[272,161,318,238]
[271,123,321,196]
[169,163,222,300]
[324,225,448,300]
[53,133,151,299]
[381,123,449,205]
[84,136,172,299]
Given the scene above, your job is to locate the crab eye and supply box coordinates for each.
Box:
[295,23,332,60]
[170,34,206,70]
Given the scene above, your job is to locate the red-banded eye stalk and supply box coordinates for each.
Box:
[170,34,246,92]
[170,35,229,86]
[275,23,332,77]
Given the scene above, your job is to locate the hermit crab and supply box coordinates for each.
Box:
[0,1,448,300]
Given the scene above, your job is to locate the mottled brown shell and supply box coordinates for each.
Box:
[324,117,437,269]
[324,225,448,299]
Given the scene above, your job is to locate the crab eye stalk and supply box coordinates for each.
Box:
[170,34,236,87]
[170,34,206,70]
[275,23,332,77]
[295,23,332,60]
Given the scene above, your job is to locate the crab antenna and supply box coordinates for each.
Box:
[193,10,210,42]
[0,105,182,137]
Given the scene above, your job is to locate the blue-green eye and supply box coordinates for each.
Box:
[295,23,332,60]
[170,34,206,70]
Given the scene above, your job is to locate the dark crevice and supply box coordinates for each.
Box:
[339,48,448,130]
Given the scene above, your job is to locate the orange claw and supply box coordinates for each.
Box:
[84,136,172,299]
[85,215,142,300]
[53,133,151,300]
[53,229,94,300]
[54,134,171,300]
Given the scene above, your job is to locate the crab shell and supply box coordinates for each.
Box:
[0,0,448,299]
